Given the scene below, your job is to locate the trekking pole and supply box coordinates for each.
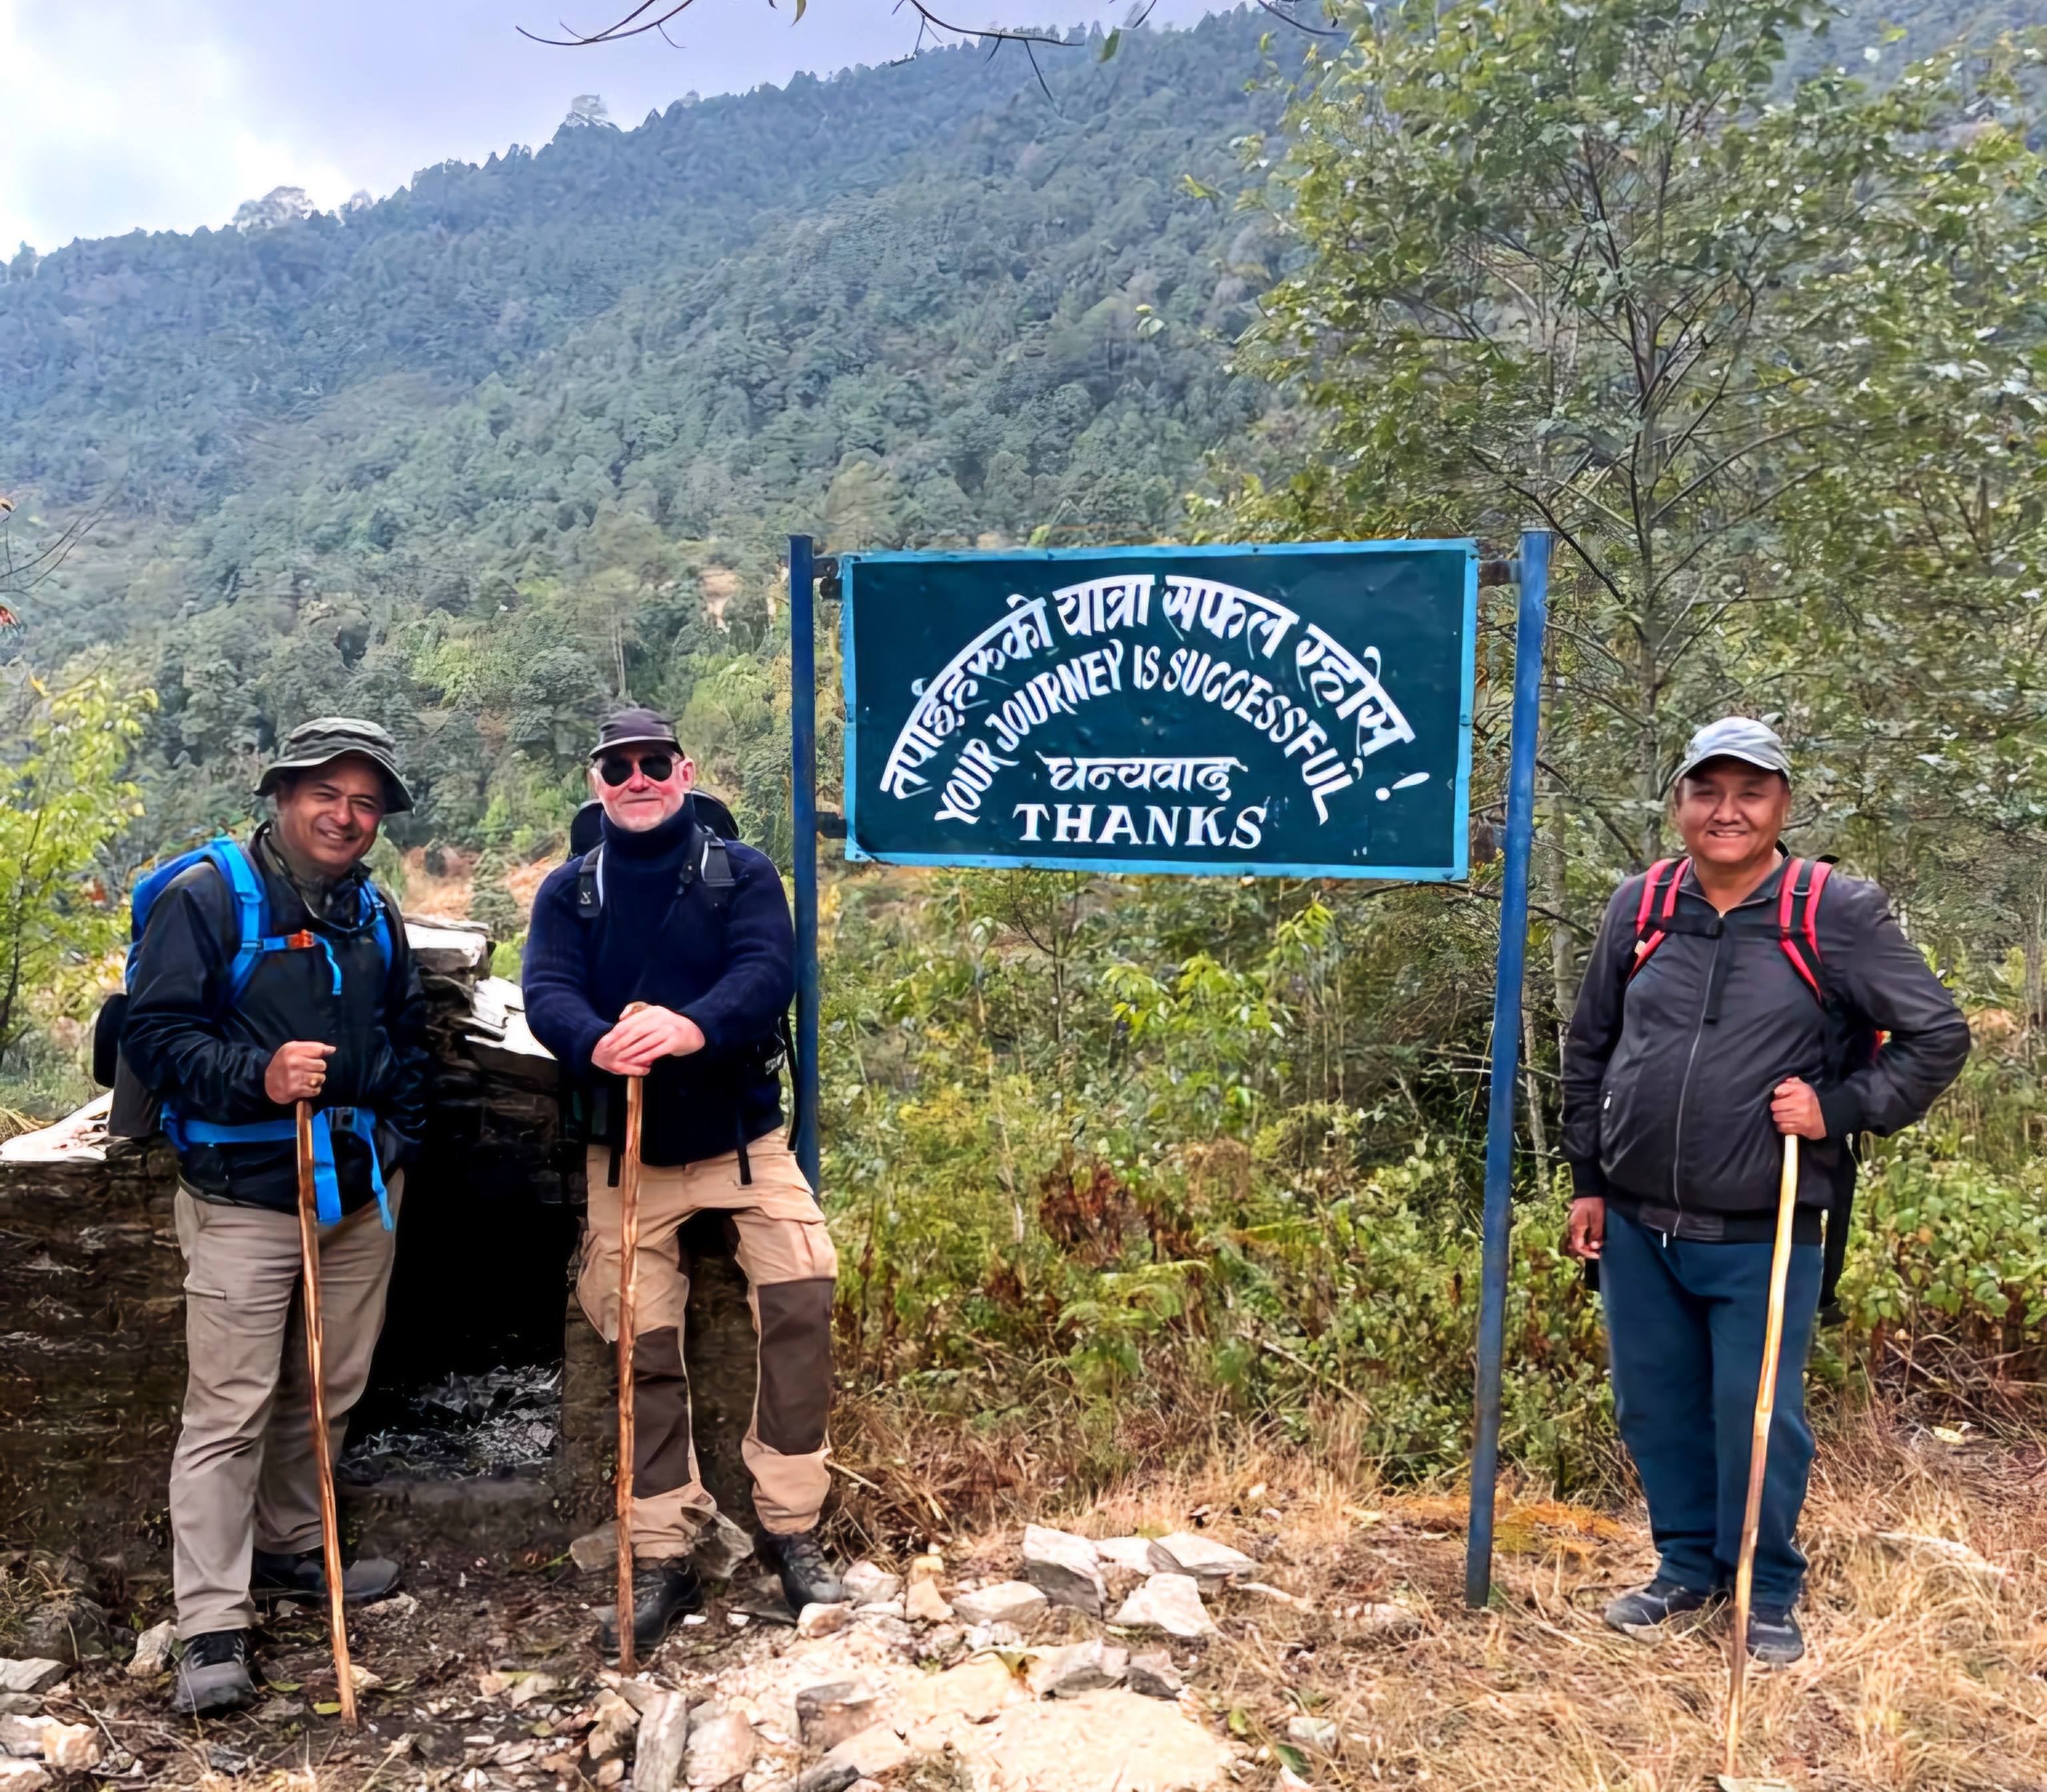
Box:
[295,1099,358,1729]
[613,1003,648,1671]
[1721,1131,1799,1790]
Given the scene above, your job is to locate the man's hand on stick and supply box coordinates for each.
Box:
[1770,1077,1826,1140]
[592,1004,704,1075]
[267,1041,335,1105]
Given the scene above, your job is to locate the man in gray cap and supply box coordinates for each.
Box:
[1561,717,1968,1665]
[119,718,428,1714]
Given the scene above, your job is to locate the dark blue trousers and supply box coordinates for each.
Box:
[1600,1205,1822,1609]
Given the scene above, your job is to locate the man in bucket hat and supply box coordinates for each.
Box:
[119,718,428,1713]
[1562,717,1968,1665]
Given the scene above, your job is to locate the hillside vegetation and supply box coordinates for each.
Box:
[1,0,2043,1496]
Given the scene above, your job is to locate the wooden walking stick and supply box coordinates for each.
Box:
[613,1002,649,1671]
[1720,1131,1800,1792]
[295,1099,358,1730]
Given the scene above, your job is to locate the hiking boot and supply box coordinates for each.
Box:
[1603,1578,1717,1637]
[762,1527,844,1609]
[170,1630,255,1716]
[1747,1605,1805,1666]
[252,1547,403,1606]
[595,1563,703,1656]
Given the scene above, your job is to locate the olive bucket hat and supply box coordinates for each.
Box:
[256,716,414,814]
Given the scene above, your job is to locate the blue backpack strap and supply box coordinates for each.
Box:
[175,1106,391,1231]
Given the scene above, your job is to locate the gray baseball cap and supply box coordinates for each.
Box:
[257,716,414,813]
[1673,716,1792,786]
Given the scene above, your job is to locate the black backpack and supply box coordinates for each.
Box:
[567,792,798,1186]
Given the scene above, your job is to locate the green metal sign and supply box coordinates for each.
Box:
[841,541,1477,879]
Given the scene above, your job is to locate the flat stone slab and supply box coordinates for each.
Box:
[1022,1525,1107,1616]
[1111,1573,1216,1637]
[951,1580,1048,1627]
[932,1687,1230,1792]
[1145,1532,1254,1589]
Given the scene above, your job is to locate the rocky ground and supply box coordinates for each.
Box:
[0,1409,2040,1792]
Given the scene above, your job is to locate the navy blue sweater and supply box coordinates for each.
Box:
[523,800,793,1168]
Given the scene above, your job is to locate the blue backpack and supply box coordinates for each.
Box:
[101,836,397,1229]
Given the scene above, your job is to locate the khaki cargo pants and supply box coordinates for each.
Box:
[169,1181,400,1639]
[580,1135,836,1558]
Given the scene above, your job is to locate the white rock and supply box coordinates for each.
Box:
[796,1602,852,1639]
[635,1691,693,1792]
[570,1526,617,1574]
[365,1593,421,1623]
[950,1581,1047,1627]
[904,1579,952,1624]
[1349,1603,1422,1638]
[1112,1573,1216,1637]
[0,1717,42,1758]
[684,1707,755,1788]
[0,1761,46,1791]
[1022,1525,1107,1616]
[1144,1533,1253,1589]
[1125,1651,1183,1699]
[0,1669,62,1699]
[1029,1640,1127,1699]
[1093,1538,1161,1577]
[586,1691,639,1763]
[37,1725,98,1773]
[821,1723,911,1781]
[125,1621,175,1680]
[840,1561,894,1603]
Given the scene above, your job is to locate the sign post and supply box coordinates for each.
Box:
[788,532,1551,1604]
[1463,530,1551,1608]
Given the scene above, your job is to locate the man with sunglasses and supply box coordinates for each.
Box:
[119,719,427,1715]
[525,706,843,1655]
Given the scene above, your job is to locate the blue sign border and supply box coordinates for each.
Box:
[840,540,1480,881]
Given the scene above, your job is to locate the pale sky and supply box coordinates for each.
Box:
[0,0,1220,254]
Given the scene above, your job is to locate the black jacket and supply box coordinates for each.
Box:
[522,799,794,1170]
[1562,858,1968,1226]
[121,825,430,1215]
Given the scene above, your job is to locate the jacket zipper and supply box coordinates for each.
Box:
[1669,902,1718,1230]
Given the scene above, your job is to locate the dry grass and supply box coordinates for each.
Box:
[910,1405,2047,1792]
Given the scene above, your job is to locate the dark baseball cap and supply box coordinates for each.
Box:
[590,705,683,762]
[257,716,414,813]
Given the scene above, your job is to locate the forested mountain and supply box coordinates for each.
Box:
[0,14,1283,867]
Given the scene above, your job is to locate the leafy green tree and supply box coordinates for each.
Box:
[0,670,153,1051]
[1217,0,2047,1009]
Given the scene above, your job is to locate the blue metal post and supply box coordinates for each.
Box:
[1465,528,1552,1608]
[789,535,822,1194]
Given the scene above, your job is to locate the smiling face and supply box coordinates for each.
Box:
[273,755,388,876]
[1672,756,1791,872]
[594,744,696,832]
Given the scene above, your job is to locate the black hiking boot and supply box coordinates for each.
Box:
[595,1563,704,1656]
[762,1527,845,1610]
[1603,1577,1718,1637]
[170,1629,255,1716]
[1746,1605,1805,1666]
[252,1547,403,1606]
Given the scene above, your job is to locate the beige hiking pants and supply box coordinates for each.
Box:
[169,1182,400,1638]
[579,1136,836,1558]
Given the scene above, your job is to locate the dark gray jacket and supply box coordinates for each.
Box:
[1562,858,1968,1226]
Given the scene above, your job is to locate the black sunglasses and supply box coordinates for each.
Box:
[598,752,677,787]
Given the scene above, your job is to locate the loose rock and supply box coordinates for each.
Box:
[0,1763,46,1791]
[634,1691,693,1792]
[1125,1651,1185,1699]
[0,1670,60,1699]
[0,1716,42,1757]
[586,1691,639,1764]
[125,1620,175,1680]
[15,1599,111,1667]
[904,1577,952,1625]
[1349,1603,1422,1638]
[794,1681,882,1752]
[0,1703,33,1721]
[842,1564,901,1609]
[1031,1640,1127,1699]
[792,1766,860,1792]
[1093,1539,1161,1578]
[950,1581,1047,1628]
[683,1705,754,1788]
[796,1602,852,1639]
[1144,1533,1253,1590]
[1022,1525,1107,1616]
[688,1513,758,1582]
[39,1725,99,1773]
[821,1722,911,1781]
[569,1527,616,1574]
[1112,1574,1216,1637]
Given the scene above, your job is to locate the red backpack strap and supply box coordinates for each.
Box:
[1777,857,1826,1003]
[1627,858,1688,982]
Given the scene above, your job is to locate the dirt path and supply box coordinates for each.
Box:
[23,1412,2046,1791]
